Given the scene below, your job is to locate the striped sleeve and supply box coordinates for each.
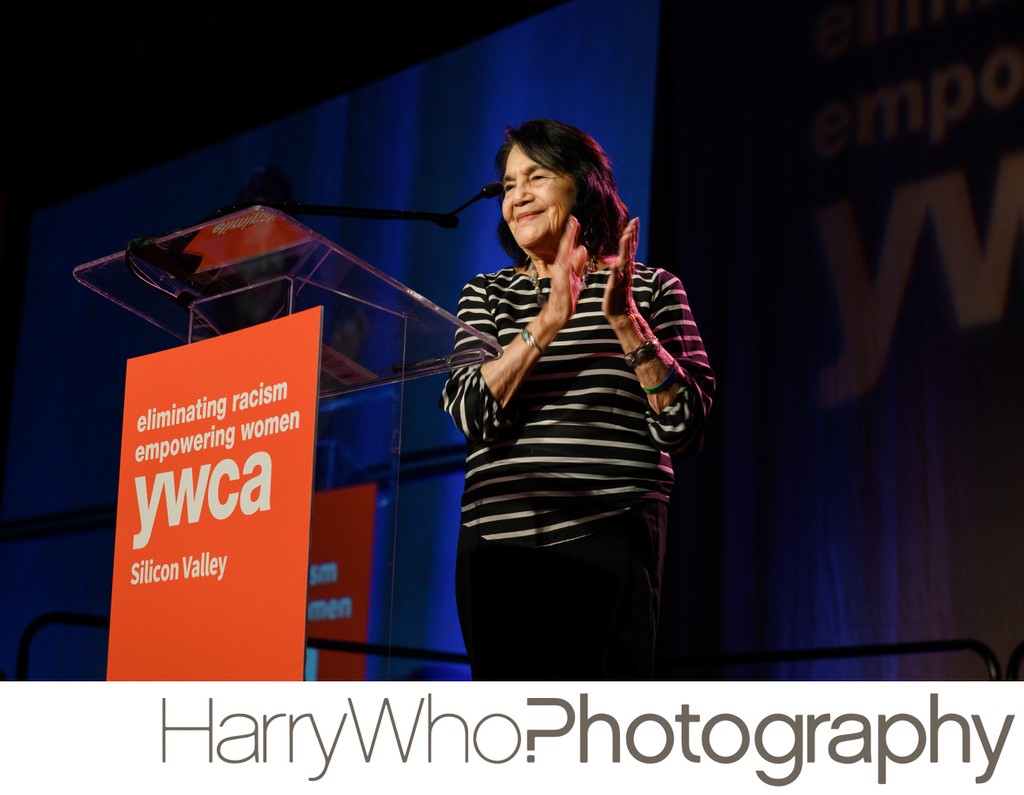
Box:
[642,270,716,456]
[438,271,519,442]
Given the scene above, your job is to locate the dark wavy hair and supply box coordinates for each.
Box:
[494,119,629,265]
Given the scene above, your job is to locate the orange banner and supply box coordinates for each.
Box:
[108,307,323,680]
[306,483,378,680]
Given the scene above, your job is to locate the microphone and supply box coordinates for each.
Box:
[442,181,504,222]
[202,181,504,229]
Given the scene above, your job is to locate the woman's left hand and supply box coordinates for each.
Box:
[602,217,640,320]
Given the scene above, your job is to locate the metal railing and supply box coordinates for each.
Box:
[1007,640,1024,681]
[15,611,110,681]
[14,610,1009,681]
[655,637,1002,681]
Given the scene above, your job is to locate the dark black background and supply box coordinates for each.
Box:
[0,2,568,211]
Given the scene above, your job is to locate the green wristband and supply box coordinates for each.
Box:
[642,366,680,394]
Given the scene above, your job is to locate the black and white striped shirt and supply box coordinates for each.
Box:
[440,263,715,547]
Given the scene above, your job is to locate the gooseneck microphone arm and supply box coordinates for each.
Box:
[445,180,504,217]
[124,181,505,309]
[202,181,504,229]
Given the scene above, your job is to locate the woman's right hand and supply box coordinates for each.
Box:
[541,215,589,327]
[481,216,587,407]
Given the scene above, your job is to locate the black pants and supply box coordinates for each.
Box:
[454,501,667,681]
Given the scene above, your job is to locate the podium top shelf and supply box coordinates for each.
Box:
[73,206,502,395]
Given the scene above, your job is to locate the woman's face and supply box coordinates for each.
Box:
[501,145,575,262]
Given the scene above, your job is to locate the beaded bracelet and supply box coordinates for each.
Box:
[521,327,543,353]
[624,337,661,368]
[642,365,681,394]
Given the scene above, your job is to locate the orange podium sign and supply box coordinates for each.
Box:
[107,307,323,680]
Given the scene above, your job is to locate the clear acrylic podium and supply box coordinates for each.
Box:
[73,205,500,394]
[74,206,502,680]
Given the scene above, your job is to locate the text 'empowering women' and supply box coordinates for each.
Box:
[130,380,300,551]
